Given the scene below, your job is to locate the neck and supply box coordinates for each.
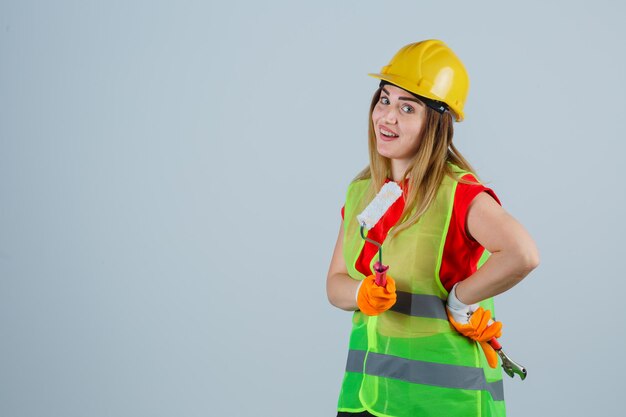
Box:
[390,159,410,183]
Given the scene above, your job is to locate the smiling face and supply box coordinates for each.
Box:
[371,84,428,173]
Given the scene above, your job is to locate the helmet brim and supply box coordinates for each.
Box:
[368,72,464,122]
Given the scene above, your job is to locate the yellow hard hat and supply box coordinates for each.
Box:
[369,40,470,122]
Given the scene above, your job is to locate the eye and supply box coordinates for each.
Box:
[380,96,390,105]
[402,104,414,114]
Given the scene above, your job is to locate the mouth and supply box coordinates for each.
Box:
[379,125,399,141]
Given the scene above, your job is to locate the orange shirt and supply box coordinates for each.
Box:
[341,174,501,292]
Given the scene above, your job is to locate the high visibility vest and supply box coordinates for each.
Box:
[337,163,506,417]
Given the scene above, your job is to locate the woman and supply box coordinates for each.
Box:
[326,40,539,417]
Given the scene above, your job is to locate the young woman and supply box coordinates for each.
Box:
[326,40,539,417]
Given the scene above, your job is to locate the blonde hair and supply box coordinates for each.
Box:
[352,86,481,240]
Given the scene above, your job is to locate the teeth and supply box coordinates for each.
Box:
[381,129,398,137]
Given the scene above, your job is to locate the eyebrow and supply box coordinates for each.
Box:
[382,87,423,104]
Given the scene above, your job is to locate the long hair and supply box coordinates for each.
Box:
[352,86,481,240]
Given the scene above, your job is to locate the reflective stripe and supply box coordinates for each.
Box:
[389,291,448,320]
[345,349,504,401]
[345,349,366,373]
[487,379,504,402]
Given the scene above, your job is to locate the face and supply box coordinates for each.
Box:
[372,84,428,164]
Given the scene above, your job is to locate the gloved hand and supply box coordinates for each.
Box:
[446,283,503,368]
[356,274,397,316]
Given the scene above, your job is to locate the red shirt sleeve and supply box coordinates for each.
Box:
[439,174,502,292]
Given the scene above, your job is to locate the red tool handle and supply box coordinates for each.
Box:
[488,337,502,350]
[373,261,389,287]
[485,319,502,350]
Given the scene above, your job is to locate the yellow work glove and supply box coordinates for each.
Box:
[446,283,503,368]
[356,274,397,316]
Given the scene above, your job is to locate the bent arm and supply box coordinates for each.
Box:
[454,192,540,305]
[326,219,361,311]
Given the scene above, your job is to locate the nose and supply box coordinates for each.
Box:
[382,105,398,124]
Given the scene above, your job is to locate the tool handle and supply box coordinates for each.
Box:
[485,320,502,350]
[373,261,389,287]
[488,337,502,351]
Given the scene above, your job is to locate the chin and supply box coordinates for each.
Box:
[376,142,396,159]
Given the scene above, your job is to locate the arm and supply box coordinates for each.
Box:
[326,219,361,311]
[454,192,540,305]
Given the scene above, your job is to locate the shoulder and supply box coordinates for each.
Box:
[342,178,371,220]
[347,177,370,189]
[452,173,502,242]
[456,173,501,207]
[345,178,372,201]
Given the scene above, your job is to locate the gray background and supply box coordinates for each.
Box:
[1,1,624,416]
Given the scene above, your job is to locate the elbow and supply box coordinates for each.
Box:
[326,289,339,308]
[326,272,358,311]
[327,291,347,311]
[514,244,540,276]
[326,274,341,308]
[326,282,335,307]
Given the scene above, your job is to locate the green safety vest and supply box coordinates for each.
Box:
[337,163,506,417]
